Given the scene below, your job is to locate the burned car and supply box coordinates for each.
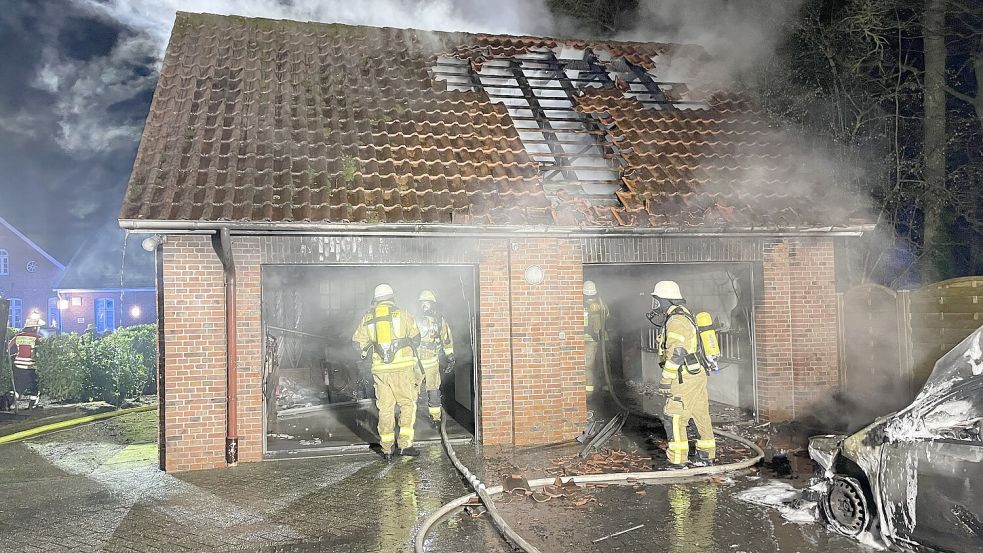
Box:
[809,326,983,551]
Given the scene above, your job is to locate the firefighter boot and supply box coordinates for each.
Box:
[689,450,713,467]
[399,446,421,457]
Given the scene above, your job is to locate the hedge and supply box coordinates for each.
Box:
[19,324,158,406]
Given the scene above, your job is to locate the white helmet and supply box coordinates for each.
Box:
[651,280,682,300]
[418,290,437,303]
[583,280,597,296]
[25,314,45,328]
[373,283,394,301]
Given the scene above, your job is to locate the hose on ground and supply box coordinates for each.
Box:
[432,410,542,553]
[0,403,157,445]
[599,335,760,461]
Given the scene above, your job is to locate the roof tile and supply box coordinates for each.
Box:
[121,13,867,230]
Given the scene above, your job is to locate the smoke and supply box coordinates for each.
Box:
[616,0,806,87]
[32,0,556,159]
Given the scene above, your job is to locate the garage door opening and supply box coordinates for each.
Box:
[262,264,477,456]
[584,263,757,416]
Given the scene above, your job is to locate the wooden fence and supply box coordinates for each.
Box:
[839,276,983,402]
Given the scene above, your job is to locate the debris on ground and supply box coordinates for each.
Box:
[275,377,321,411]
[547,449,653,476]
[500,474,598,509]
[298,437,322,446]
[736,480,819,524]
[267,433,296,440]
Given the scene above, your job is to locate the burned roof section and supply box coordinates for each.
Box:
[120,12,867,231]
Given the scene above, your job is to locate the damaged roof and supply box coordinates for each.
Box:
[120,12,869,232]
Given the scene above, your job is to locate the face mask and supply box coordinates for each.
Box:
[420,301,436,315]
[646,297,668,327]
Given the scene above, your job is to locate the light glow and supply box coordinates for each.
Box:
[130,305,142,319]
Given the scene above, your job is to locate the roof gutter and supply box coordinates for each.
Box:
[210,228,238,465]
[120,219,874,238]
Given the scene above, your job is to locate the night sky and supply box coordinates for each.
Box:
[0,0,155,261]
[0,0,559,263]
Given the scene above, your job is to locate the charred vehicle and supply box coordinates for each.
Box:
[809,326,983,551]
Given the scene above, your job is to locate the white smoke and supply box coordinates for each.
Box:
[37,0,557,157]
[617,0,807,86]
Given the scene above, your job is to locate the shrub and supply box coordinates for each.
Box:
[35,324,158,406]
[35,333,91,402]
[1,327,16,395]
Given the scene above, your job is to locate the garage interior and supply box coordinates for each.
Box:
[584,262,758,416]
[262,264,477,456]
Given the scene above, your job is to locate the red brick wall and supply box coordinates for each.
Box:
[233,237,263,462]
[0,222,63,328]
[755,238,840,420]
[160,235,227,471]
[477,239,514,445]
[54,290,156,334]
[508,238,585,446]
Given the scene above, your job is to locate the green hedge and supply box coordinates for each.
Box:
[30,324,158,406]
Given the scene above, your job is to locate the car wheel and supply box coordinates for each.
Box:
[821,475,872,537]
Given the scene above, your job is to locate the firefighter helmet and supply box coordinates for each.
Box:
[583,280,597,296]
[418,290,437,303]
[25,315,45,328]
[652,280,683,300]
[373,283,395,301]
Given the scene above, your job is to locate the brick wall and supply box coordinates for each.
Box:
[0,222,63,328]
[508,238,585,445]
[477,239,514,445]
[755,238,839,420]
[233,237,263,463]
[160,235,228,471]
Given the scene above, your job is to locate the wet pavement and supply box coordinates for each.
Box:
[0,410,878,553]
[427,475,880,553]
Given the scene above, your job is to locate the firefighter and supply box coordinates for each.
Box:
[415,290,454,425]
[583,280,609,401]
[352,284,422,461]
[7,314,44,408]
[648,281,716,466]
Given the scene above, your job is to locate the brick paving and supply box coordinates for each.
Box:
[0,412,873,553]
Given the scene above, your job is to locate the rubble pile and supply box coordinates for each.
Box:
[496,475,599,509]
[547,449,654,476]
[275,377,321,411]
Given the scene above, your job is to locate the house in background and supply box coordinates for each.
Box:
[54,226,156,334]
[0,216,65,328]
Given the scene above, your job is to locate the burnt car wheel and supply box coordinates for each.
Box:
[821,476,872,537]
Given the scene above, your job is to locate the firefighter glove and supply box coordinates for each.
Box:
[671,347,688,366]
[443,355,456,375]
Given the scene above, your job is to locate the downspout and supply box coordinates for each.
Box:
[212,228,238,464]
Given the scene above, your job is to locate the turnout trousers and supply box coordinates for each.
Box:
[662,369,716,464]
[373,367,418,454]
[418,348,442,421]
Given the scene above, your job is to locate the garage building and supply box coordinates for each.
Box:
[120,13,872,471]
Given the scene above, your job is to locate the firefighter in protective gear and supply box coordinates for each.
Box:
[7,314,44,407]
[416,290,454,424]
[649,281,716,466]
[352,284,422,460]
[583,280,609,398]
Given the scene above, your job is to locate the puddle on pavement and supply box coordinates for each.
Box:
[426,477,880,553]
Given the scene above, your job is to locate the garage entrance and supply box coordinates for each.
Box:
[261,264,477,456]
[584,263,757,414]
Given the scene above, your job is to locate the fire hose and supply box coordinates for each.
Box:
[416,338,765,553]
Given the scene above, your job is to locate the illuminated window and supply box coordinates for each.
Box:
[95,298,115,332]
[48,297,61,329]
[0,249,8,275]
[8,298,22,327]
